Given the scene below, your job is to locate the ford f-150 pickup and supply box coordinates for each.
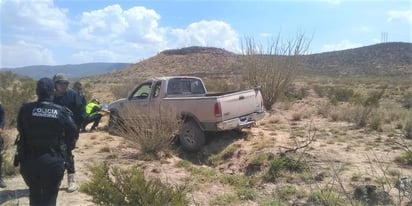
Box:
[108,76,265,152]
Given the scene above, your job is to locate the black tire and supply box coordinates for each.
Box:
[108,111,124,136]
[179,120,205,152]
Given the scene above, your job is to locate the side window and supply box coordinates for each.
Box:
[191,79,205,94]
[167,80,181,94]
[167,78,205,95]
[152,81,161,98]
[131,83,151,99]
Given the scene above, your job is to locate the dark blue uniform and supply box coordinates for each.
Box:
[53,89,85,128]
[53,89,85,175]
[17,99,78,205]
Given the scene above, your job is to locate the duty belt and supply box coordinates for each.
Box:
[25,147,60,157]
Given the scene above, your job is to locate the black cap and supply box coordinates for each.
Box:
[36,77,55,98]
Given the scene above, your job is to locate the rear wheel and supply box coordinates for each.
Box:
[179,120,205,152]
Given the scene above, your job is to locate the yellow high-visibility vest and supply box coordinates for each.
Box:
[85,102,99,117]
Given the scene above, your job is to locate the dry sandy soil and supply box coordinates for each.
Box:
[1,94,412,205]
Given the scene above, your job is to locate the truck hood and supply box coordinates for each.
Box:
[108,98,127,111]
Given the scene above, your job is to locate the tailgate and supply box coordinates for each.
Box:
[218,88,263,121]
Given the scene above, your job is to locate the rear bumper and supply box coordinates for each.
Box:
[216,111,266,131]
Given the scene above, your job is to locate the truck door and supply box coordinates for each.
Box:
[149,80,162,113]
[122,81,152,118]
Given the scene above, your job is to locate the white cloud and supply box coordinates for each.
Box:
[1,41,56,67]
[77,5,164,44]
[170,20,240,53]
[320,40,363,52]
[387,10,412,24]
[1,0,69,41]
[0,1,240,67]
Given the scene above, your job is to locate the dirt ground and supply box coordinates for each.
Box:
[1,97,412,205]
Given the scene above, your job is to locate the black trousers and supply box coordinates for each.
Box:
[82,113,102,130]
[66,150,75,174]
[20,153,65,206]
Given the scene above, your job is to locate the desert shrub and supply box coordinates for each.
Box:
[242,34,310,110]
[210,193,239,206]
[1,139,19,176]
[307,189,346,206]
[276,185,298,201]
[264,155,307,182]
[264,157,285,182]
[284,86,309,100]
[350,89,385,128]
[110,78,143,99]
[110,105,182,159]
[404,117,412,139]
[207,143,241,166]
[394,151,412,166]
[80,163,188,206]
[259,199,285,206]
[368,111,383,131]
[313,85,328,98]
[236,187,258,201]
[282,156,307,172]
[402,92,412,110]
[248,153,269,167]
[0,71,36,128]
[327,87,354,102]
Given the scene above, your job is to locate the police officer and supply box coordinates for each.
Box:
[0,101,7,188]
[17,77,78,206]
[81,98,102,132]
[53,73,85,192]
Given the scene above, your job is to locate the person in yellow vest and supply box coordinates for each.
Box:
[81,99,102,132]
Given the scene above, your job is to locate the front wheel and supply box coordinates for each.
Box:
[179,121,205,152]
[108,111,124,136]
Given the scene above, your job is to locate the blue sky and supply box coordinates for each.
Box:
[1,0,411,68]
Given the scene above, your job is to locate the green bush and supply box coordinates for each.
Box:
[264,157,285,182]
[350,89,385,128]
[404,117,412,139]
[394,150,412,166]
[307,189,346,206]
[80,163,188,206]
[313,85,328,98]
[0,71,36,128]
[111,106,182,159]
[402,92,412,110]
[264,155,307,182]
[327,87,354,102]
[1,141,19,176]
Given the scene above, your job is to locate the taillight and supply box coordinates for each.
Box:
[214,102,222,118]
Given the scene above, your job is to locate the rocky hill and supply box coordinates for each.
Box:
[101,42,412,84]
[104,46,243,83]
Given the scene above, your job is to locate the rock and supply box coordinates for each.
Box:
[353,185,393,206]
[395,176,412,199]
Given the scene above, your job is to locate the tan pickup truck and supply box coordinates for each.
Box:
[108,76,265,152]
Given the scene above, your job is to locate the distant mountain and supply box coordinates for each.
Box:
[2,42,411,81]
[305,42,412,75]
[1,62,130,79]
